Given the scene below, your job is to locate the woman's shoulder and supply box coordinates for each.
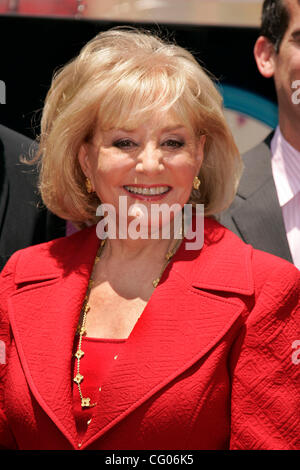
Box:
[250,244,300,302]
[203,217,299,294]
[0,224,97,281]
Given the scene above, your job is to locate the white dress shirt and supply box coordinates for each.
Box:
[271,126,300,269]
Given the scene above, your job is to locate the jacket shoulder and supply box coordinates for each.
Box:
[0,124,35,166]
[251,247,300,296]
[0,124,33,147]
[202,219,299,299]
[0,226,94,282]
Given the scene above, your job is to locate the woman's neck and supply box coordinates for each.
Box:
[101,235,179,265]
[97,214,183,263]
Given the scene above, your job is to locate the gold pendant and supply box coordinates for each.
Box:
[81,397,96,408]
[73,373,84,384]
[75,349,84,359]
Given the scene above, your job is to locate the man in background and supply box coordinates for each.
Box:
[0,124,65,271]
[220,0,300,269]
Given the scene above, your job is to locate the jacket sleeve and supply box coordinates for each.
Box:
[229,260,300,450]
[0,252,20,449]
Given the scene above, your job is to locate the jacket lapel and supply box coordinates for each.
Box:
[82,220,254,448]
[8,220,254,449]
[8,227,99,448]
[230,137,293,262]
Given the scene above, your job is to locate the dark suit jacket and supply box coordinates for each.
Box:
[0,124,66,270]
[0,218,299,450]
[219,133,293,263]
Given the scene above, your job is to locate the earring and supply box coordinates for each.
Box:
[193,176,201,190]
[85,178,93,194]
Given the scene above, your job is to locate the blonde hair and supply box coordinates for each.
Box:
[35,27,243,225]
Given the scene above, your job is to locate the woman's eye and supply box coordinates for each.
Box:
[113,139,137,149]
[162,139,184,149]
[291,34,300,45]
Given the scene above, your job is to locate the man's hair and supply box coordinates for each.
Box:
[261,0,290,52]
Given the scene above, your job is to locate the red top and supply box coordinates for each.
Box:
[72,336,126,438]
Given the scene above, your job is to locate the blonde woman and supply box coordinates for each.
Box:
[0,28,299,450]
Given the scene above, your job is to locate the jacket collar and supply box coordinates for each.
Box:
[9,218,253,449]
[13,218,254,294]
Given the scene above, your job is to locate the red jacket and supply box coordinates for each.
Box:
[0,218,299,450]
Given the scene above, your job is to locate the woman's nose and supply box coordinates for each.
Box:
[135,143,164,174]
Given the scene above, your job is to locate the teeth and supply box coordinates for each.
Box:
[125,186,169,195]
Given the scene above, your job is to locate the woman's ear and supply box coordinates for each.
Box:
[196,134,206,172]
[254,36,276,78]
[78,143,92,178]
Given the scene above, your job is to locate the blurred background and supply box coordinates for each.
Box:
[0,0,263,25]
[0,0,277,153]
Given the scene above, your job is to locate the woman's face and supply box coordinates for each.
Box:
[78,111,205,227]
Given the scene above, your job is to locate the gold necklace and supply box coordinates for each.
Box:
[152,237,182,287]
[73,236,183,408]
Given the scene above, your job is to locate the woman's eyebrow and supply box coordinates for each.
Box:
[106,125,187,133]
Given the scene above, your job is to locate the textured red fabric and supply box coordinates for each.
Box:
[72,337,126,438]
[0,218,299,450]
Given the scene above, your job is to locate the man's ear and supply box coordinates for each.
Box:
[254,36,276,78]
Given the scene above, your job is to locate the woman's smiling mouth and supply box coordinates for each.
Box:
[123,184,171,200]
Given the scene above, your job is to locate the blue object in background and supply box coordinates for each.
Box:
[218,84,278,129]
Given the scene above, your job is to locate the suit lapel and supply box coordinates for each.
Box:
[231,138,293,262]
[232,177,293,261]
